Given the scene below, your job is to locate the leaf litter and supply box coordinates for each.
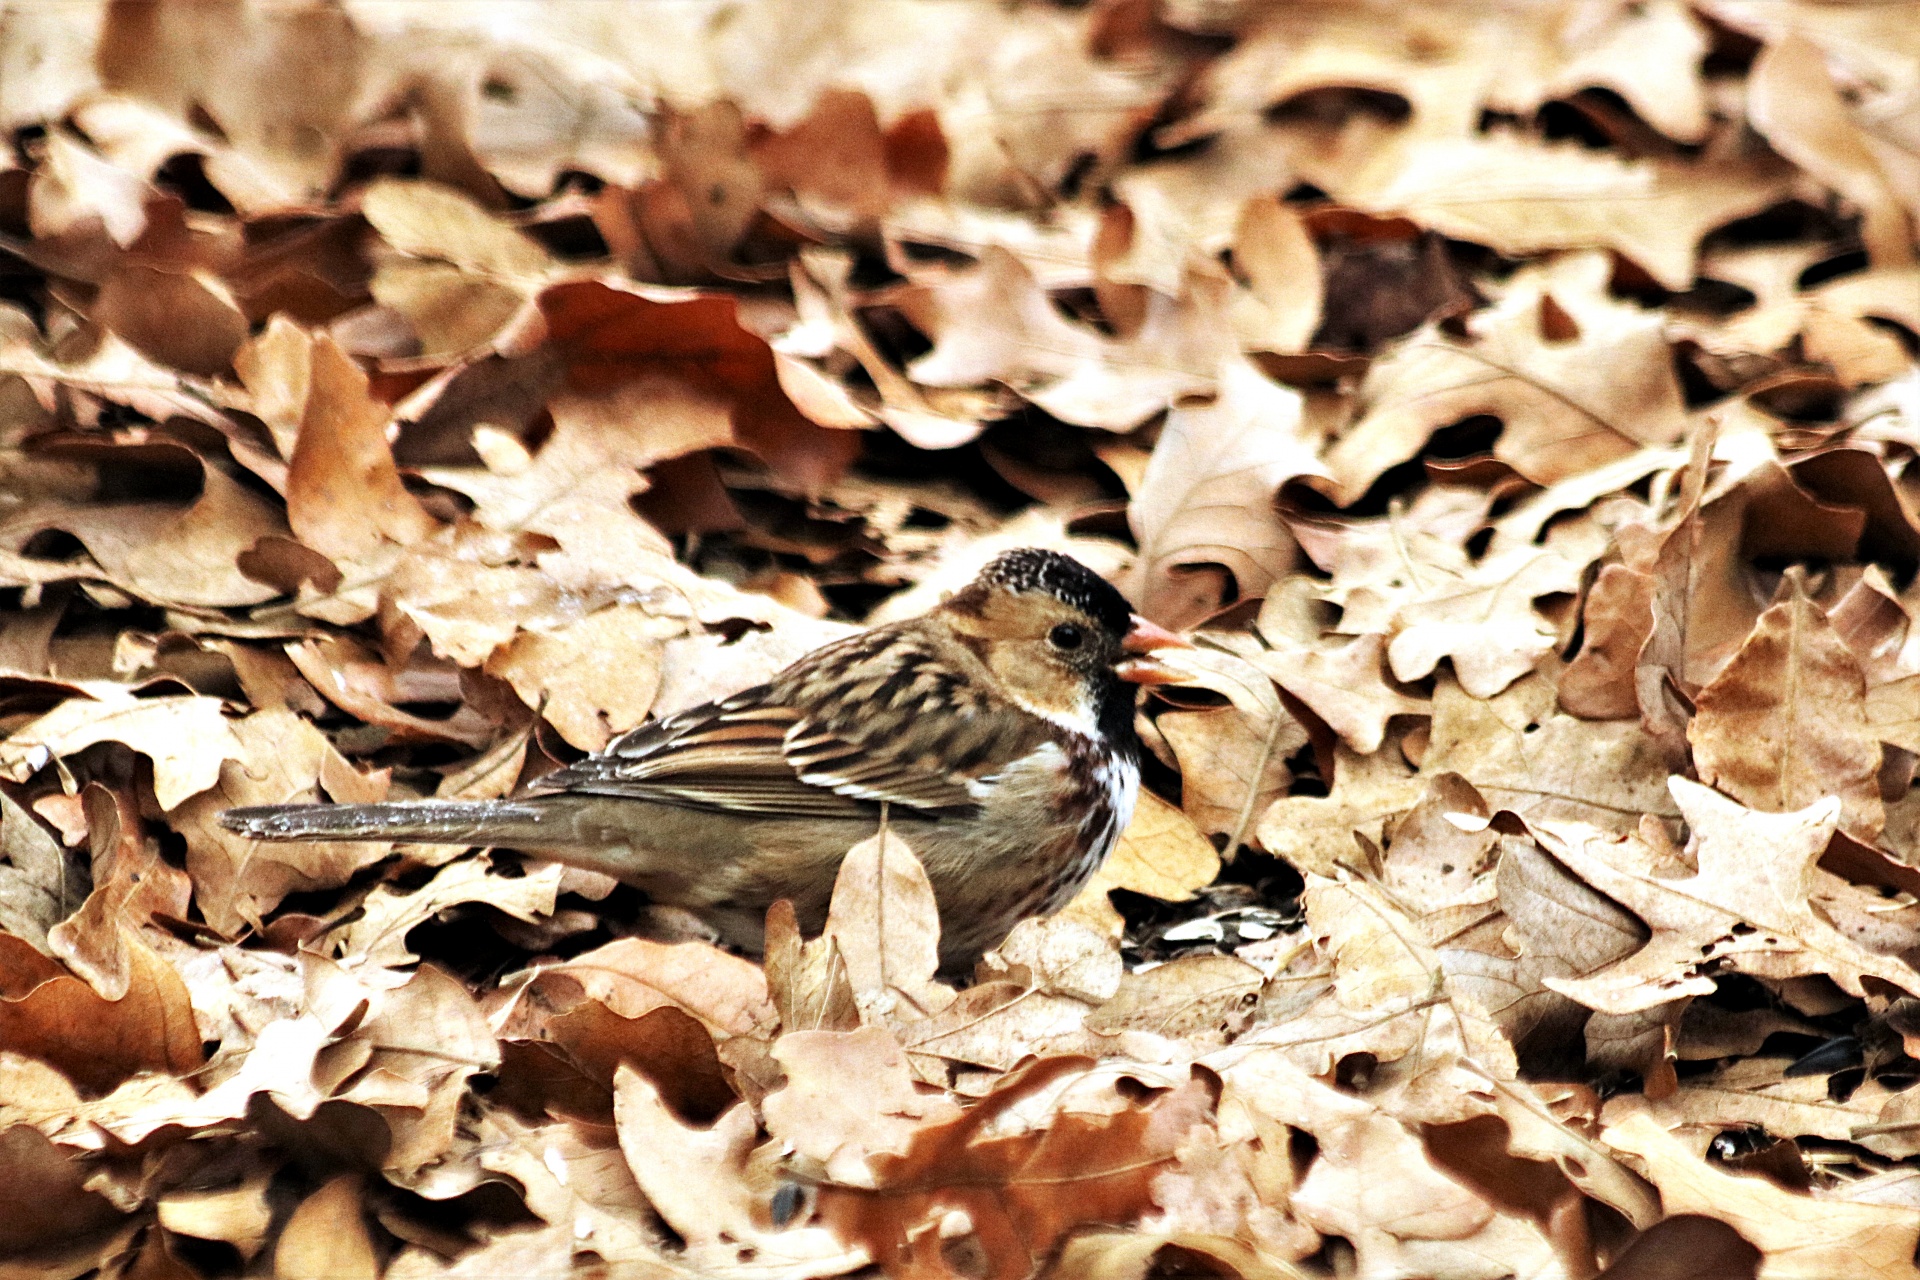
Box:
[0,2,1918,1277]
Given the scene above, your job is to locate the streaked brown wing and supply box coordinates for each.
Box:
[521,652,1002,818]
[523,692,868,817]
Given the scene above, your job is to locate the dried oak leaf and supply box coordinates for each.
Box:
[1540,778,1920,1016]
[904,247,1225,432]
[1123,357,1321,629]
[762,1025,962,1188]
[1324,254,1689,505]
[157,1170,274,1260]
[1425,674,1679,834]
[361,178,554,357]
[0,785,86,953]
[1603,1110,1918,1280]
[1689,575,1885,839]
[1616,1055,1920,1163]
[275,1175,378,1280]
[1155,706,1300,848]
[1747,32,1915,270]
[1445,835,1677,1084]
[36,1014,327,1148]
[0,438,287,609]
[1257,740,1426,879]
[47,784,190,1001]
[477,1101,669,1265]
[1559,562,1656,720]
[1247,872,1516,1120]
[816,1056,1213,1280]
[323,857,562,969]
[0,1123,128,1259]
[823,830,955,1022]
[1247,630,1429,756]
[1211,1050,1560,1278]
[1194,0,1712,147]
[0,693,241,811]
[171,707,392,936]
[285,331,441,565]
[1063,789,1222,940]
[614,1067,867,1275]
[96,0,377,209]
[1337,138,1793,292]
[334,963,502,1181]
[510,935,779,1047]
[0,929,202,1094]
[1382,546,1586,699]
[482,603,677,751]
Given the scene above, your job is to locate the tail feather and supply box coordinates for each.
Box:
[219,800,558,847]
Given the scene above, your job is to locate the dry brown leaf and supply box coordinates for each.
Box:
[1339,139,1793,292]
[1540,778,1920,1015]
[823,829,954,1019]
[818,1057,1212,1278]
[520,936,779,1044]
[1560,563,1656,719]
[1280,872,1517,1111]
[97,0,378,207]
[1689,575,1885,838]
[614,1065,867,1274]
[159,1171,274,1260]
[1087,954,1266,1047]
[1156,707,1300,847]
[275,1174,378,1280]
[476,1102,669,1264]
[1425,675,1680,834]
[0,785,86,953]
[1748,32,1915,269]
[325,857,561,969]
[1066,789,1222,939]
[47,784,190,1000]
[762,1025,962,1187]
[1248,631,1430,755]
[0,693,241,810]
[285,332,440,562]
[1124,358,1320,628]
[1211,1050,1556,1278]
[1603,1110,1918,1279]
[0,930,202,1094]
[0,1123,128,1259]
[1257,740,1426,879]
[482,603,676,751]
[1325,254,1689,503]
[906,247,1227,431]
[0,440,288,609]
[1229,196,1322,355]
[171,707,391,935]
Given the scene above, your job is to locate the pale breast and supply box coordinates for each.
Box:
[913,735,1139,965]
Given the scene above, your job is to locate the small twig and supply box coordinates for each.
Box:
[1222,709,1288,863]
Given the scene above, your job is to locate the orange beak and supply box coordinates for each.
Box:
[1114,614,1194,685]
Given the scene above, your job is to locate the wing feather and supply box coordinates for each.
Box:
[521,630,1051,819]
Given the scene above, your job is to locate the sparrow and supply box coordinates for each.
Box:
[222,549,1188,968]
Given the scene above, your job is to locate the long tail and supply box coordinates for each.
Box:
[219,800,562,847]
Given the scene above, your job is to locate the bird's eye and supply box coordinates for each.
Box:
[1048,623,1086,651]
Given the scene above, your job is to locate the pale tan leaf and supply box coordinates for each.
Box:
[0,694,241,810]
[1689,576,1884,838]
[1603,1110,1919,1280]
[762,1026,961,1187]
[1748,32,1915,269]
[1540,779,1920,1015]
[1124,357,1320,628]
[275,1175,378,1280]
[823,830,954,1020]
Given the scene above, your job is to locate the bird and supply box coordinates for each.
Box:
[221,548,1189,968]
